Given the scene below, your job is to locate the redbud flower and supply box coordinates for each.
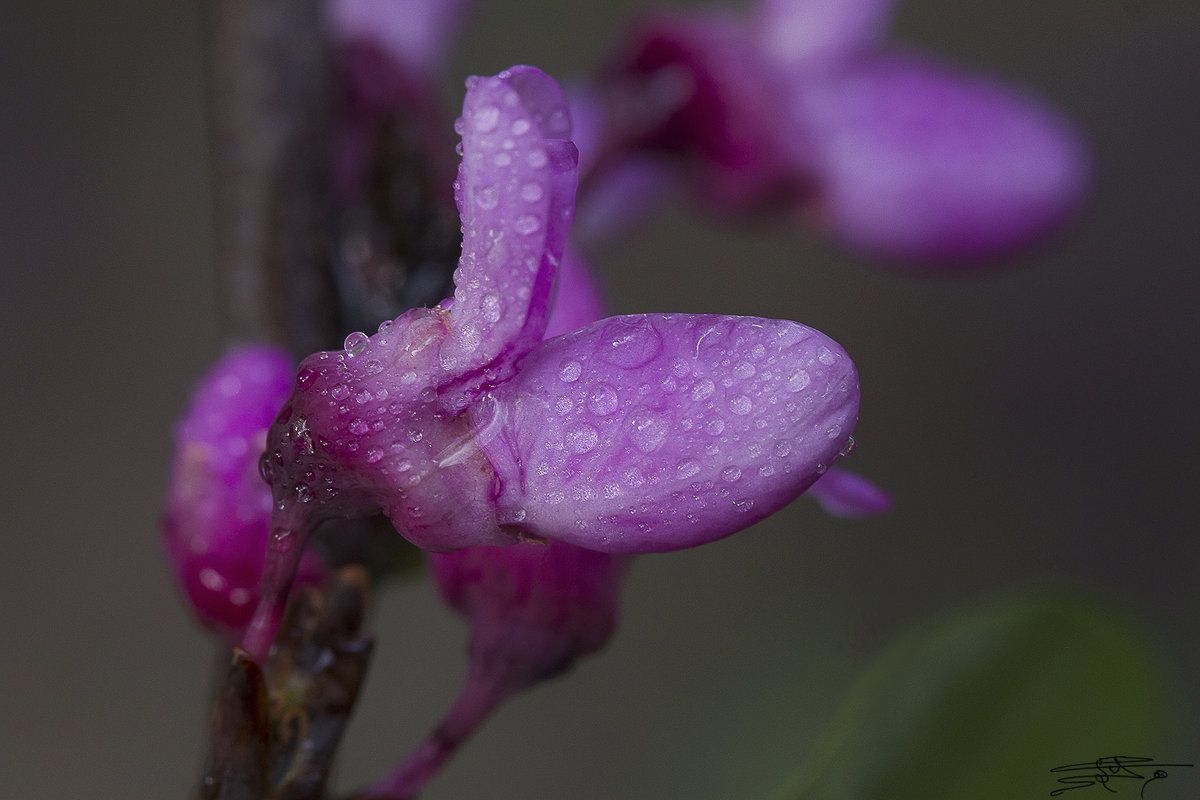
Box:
[161,346,326,644]
[361,543,629,798]
[595,0,1089,264]
[242,66,859,661]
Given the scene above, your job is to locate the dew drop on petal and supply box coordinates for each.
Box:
[520,182,544,202]
[331,384,350,401]
[721,465,742,482]
[514,214,541,235]
[732,498,755,513]
[676,459,701,480]
[567,424,599,454]
[587,384,619,416]
[690,378,715,402]
[839,436,857,457]
[366,448,384,464]
[729,395,753,415]
[787,370,811,392]
[817,346,836,366]
[344,331,369,355]
[296,368,316,391]
[628,409,669,454]
[511,118,531,136]
[475,184,499,210]
[559,360,582,383]
[473,104,500,133]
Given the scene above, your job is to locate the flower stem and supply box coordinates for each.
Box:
[359,666,519,799]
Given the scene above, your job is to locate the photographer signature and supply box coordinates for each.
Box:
[1050,756,1194,798]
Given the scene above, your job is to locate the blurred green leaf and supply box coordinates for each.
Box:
[771,588,1170,800]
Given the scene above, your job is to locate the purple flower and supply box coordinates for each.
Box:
[362,543,629,798]
[161,346,327,644]
[242,66,859,661]
[593,0,1088,264]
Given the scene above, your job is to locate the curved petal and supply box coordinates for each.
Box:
[474,314,859,553]
[797,52,1089,263]
[441,67,579,407]
[162,347,326,642]
[542,249,606,339]
[806,466,892,517]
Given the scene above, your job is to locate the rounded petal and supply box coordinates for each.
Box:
[474,314,859,553]
[441,67,579,404]
[162,347,326,642]
[797,52,1089,263]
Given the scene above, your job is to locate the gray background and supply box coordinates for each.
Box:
[2,0,1197,797]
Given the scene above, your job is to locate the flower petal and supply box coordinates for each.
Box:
[162,347,326,642]
[806,466,892,517]
[474,314,859,553]
[441,67,579,406]
[797,52,1089,263]
[755,0,899,70]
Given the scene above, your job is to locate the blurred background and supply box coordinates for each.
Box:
[2,0,1197,797]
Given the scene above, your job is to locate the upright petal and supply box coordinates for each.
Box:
[474,314,859,553]
[796,52,1089,263]
[440,67,579,406]
[329,0,470,78]
[754,0,899,70]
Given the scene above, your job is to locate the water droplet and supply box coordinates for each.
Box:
[511,118,531,136]
[558,360,582,383]
[349,418,369,436]
[603,483,621,499]
[296,368,316,391]
[355,389,372,405]
[475,184,499,210]
[732,498,755,513]
[331,384,350,401]
[555,396,574,415]
[721,465,742,482]
[295,484,314,504]
[729,395,752,415]
[758,464,775,477]
[826,423,842,439]
[364,359,384,375]
[401,370,418,385]
[705,418,726,435]
[473,104,500,133]
[514,214,541,235]
[690,378,715,402]
[839,436,857,457]
[520,182,544,202]
[527,149,548,168]
[599,317,663,369]
[676,459,701,480]
[258,452,273,483]
[366,448,384,463]
[732,361,756,379]
[628,409,668,454]
[566,424,599,454]
[377,319,393,334]
[751,344,766,359]
[774,441,792,458]
[815,462,828,475]
[493,152,512,167]
[786,370,811,392]
[587,384,619,416]
[344,331,369,355]
[818,346,836,365]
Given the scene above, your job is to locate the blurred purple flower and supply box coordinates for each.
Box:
[242,66,860,660]
[592,0,1088,264]
[161,346,327,644]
